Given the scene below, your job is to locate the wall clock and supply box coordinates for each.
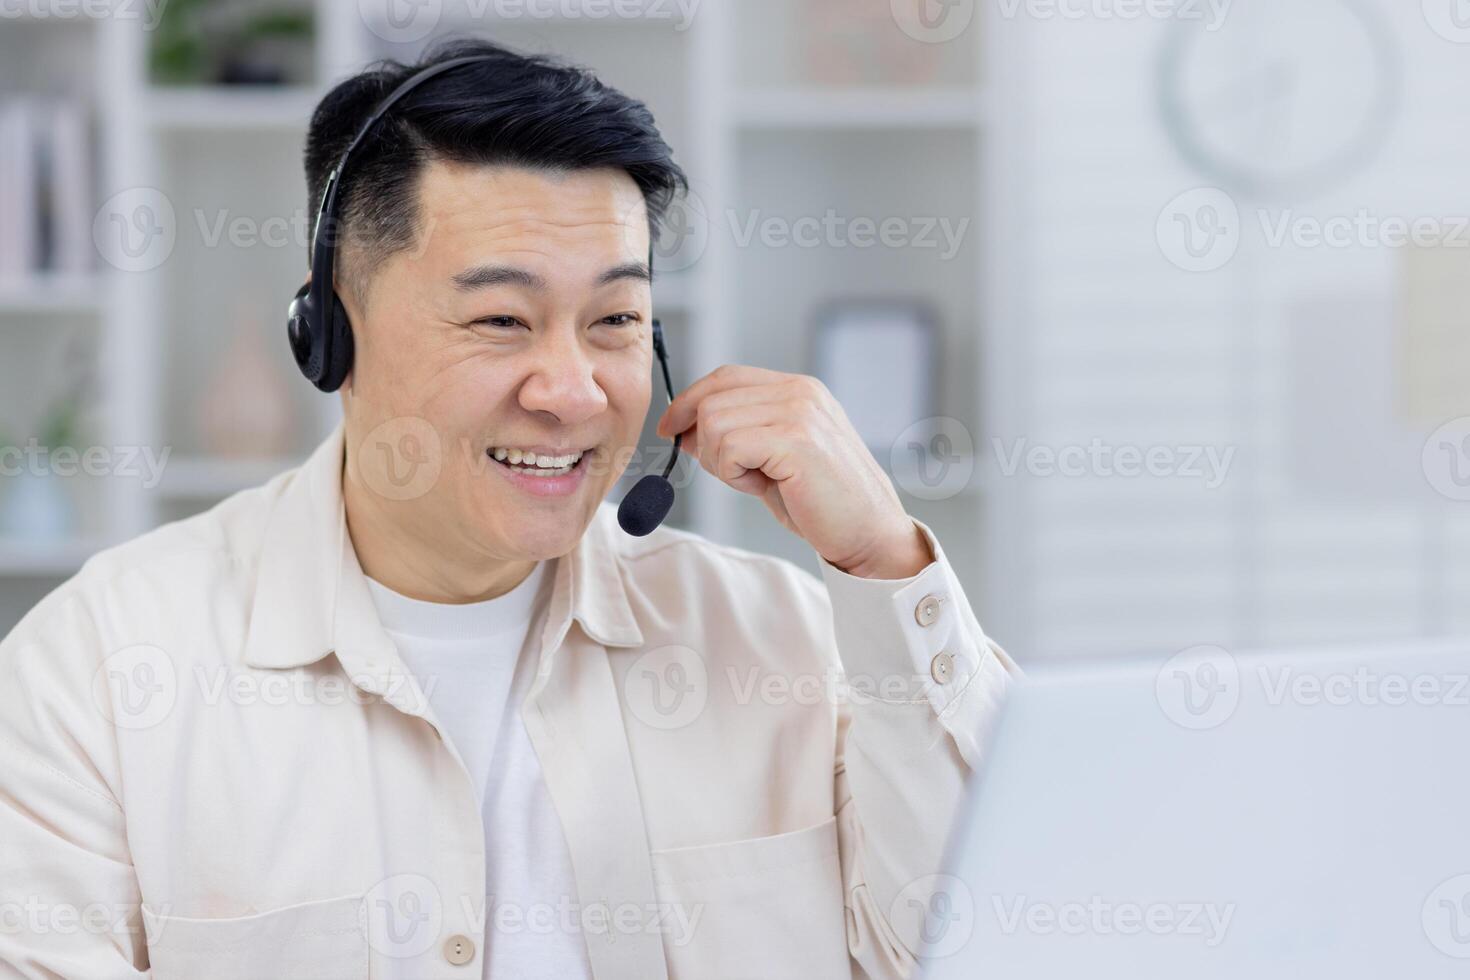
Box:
[1158,0,1401,198]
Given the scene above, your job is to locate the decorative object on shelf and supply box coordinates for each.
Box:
[151,0,315,87]
[0,422,78,544]
[198,300,295,458]
[811,298,937,453]
[802,0,943,87]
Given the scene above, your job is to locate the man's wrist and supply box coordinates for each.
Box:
[832,520,934,581]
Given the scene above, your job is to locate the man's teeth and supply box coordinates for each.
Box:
[490,447,585,471]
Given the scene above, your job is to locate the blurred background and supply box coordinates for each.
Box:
[1,0,1468,662]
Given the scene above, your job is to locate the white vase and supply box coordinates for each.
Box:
[198,302,295,458]
[0,462,77,542]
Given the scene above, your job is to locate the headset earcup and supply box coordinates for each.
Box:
[286,281,321,385]
[320,294,355,392]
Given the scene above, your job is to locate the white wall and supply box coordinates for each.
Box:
[987,0,1470,658]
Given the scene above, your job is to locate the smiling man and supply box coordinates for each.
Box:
[0,39,1014,980]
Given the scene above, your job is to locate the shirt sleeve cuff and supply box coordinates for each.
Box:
[817,518,1007,717]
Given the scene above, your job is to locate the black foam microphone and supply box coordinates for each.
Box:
[618,319,682,536]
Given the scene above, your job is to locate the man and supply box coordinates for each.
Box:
[0,39,1014,980]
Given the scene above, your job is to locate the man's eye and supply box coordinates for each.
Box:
[473,315,524,329]
[600,313,639,327]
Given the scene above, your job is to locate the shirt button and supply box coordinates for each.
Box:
[443,935,476,966]
[930,651,956,685]
[915,594,943,628]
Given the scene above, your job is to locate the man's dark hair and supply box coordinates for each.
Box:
[304,37,687,302]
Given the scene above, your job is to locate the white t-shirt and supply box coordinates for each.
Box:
[365,562,592,980]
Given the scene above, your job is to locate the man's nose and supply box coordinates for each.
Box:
[517,330,609,427]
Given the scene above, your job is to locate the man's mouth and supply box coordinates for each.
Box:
[488,446,587,478]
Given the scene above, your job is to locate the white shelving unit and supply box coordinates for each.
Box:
[143,86,321,131]
[735,88,985,130]
[0,538,113,578]
[154,455,300,500]
[0,0,994,629]
[0,276,104,316]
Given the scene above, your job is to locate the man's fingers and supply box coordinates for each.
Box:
[694,402,793,483]
[717,425,786,494]
[658,365,792,438]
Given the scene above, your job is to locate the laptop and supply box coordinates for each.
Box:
[921,639,1470,979]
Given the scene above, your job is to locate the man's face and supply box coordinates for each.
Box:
[340,161,654,563]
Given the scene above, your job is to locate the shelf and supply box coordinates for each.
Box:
[0,537,106,577]
[735,88,986,131]
[373,0,691,31]
[156,455,303,499]
[2,1,100,24]
[144,87,320,132]
[0,276,103,316]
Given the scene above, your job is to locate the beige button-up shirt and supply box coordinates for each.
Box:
[0,424,1015,980]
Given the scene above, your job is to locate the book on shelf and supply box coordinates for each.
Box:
[0,99,39,280]
[0,96,94,284]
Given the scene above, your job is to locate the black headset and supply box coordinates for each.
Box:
[286,54,682,535]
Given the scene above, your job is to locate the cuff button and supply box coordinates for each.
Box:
[915,594,943,628]
[930,651,956,685]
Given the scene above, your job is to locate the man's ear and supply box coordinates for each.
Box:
[334,274,361,396]
[336,278,364,333]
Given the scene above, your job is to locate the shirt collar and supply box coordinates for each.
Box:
[539,491,646,658]
[242,423,643,674]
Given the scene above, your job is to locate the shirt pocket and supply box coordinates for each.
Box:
[142,893,368,980]
[650,816,851,980]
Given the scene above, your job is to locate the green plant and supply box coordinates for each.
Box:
[33,330,95,454]
[150,1,314,85]
[150,0,211,85]
[38,397,83,453]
